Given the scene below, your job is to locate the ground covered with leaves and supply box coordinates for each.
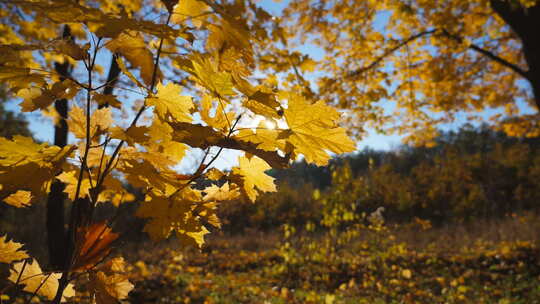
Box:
[123,229,540,304]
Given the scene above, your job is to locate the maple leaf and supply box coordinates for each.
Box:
[68,106,112,140]
[119,157,183,193]
[52,38,87,60]
[0,67,46,91]
[18,80,79,112]
[56,170,91,201]
[177,225,209,248]
[107,31,156,86]
[185,54,235,96]
[0,235,29,264]
[205,168,225,180]
[236,80,281,118]
[135,193,192,241]
[147,82,194,122]
[200,94,234,131]
[281,93,356,165]
[232,155,276,202]
[92,93,122,109]
[110,126,150,147]
[206,18,253,64]
[73,222,119,272]
[89,271,134,304]
[136,188,212,248]
[203,183,240,202]
[8,259,75,301]
[197,201,221,228]
[198,183,240,228]
[115,56,146,88]
[0,136,75,205]
[88,256,134,304]
[171,0,209,28]
[3,190,33,208]
[169,122,289,168]
[235,121,283,152]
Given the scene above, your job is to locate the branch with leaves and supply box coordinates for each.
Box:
[0,0,354,302]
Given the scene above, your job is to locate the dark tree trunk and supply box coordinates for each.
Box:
[490,0,540,111]
[46,25,72,270]
[100,54,120,107]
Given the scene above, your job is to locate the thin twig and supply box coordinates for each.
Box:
[95,12,172,190]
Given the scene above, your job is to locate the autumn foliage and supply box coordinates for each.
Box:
[0,0,354,302]
[273,0,540,144]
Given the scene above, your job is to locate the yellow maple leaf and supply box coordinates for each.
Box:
[135,194,191,241]
[0,235,29,264]
[0,67,46,91]
[171,0,209,28]
[235,121,283,152]
[203,182,240,202]
[205,168,224,180]
[68,106,112,140]
[148,113,173,143]
[136,188,212,248]
[147,82,193,122]
[56,170,91,201]
[17,87,55,112]
[90,271,134,304]
[0,136,74,205]
[110,126,150,147]
[3,190,32,208]
[8,259,75,301]
[115,56,145,88]
[232,155,276,202]
[190,54,235,96]
[157,141,187,163]
[92,93,122,109]
[282,93,356,165]
[177,225,209,248]
[200,94,234,131]
[107,31,156,86]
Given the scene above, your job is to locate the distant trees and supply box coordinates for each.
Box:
[221,125,540,232]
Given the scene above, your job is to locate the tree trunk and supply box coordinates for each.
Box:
[490,0,540,111]
[46,25,71,270]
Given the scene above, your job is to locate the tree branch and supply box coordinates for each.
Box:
[440,29,530,80]
[348,29,438,78]
[169,122,290,169]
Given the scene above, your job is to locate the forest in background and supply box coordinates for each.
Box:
[221,123,540,232]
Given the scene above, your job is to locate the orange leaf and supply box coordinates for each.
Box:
[73,222,118,271]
